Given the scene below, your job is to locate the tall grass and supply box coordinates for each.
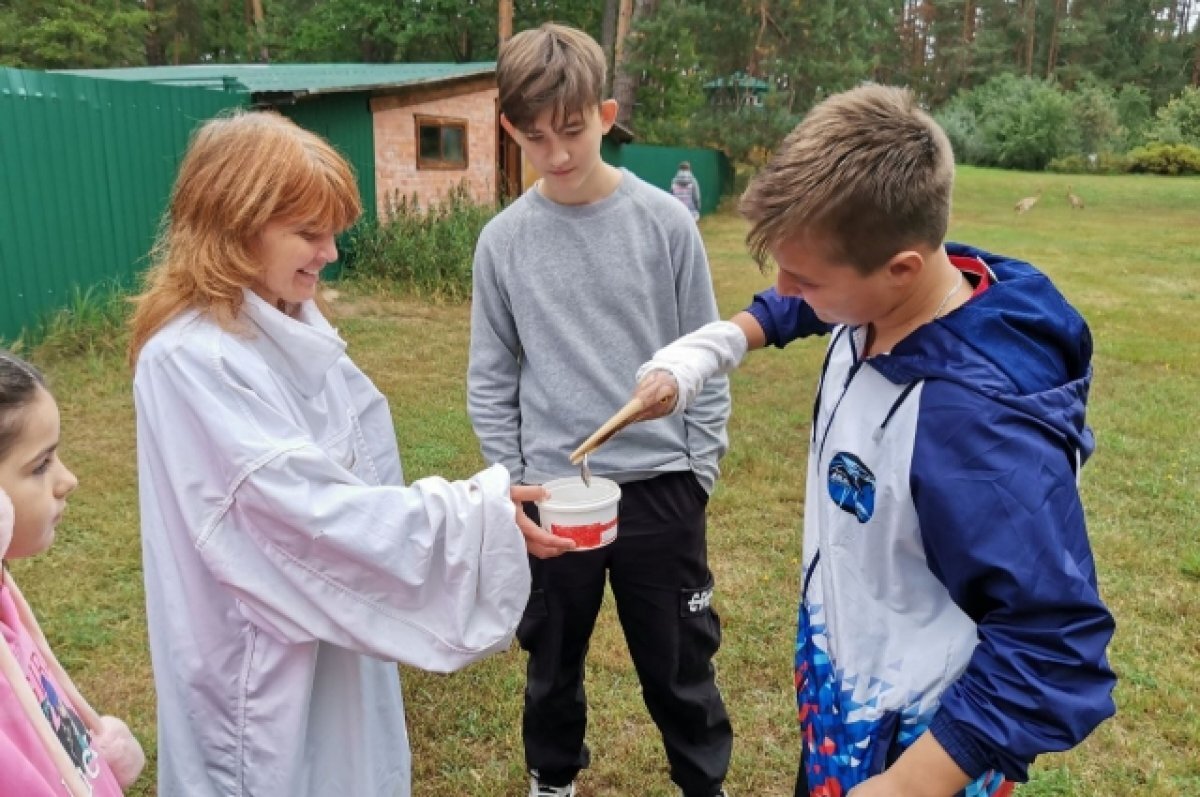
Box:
[2,282,130,360]
[348,182,498,301]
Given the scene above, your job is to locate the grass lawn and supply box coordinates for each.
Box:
[11,167,1199,796]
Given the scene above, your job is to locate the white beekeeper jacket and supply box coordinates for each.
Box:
[133,289,531,797]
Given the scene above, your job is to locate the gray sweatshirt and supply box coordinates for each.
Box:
[468,169,730,492]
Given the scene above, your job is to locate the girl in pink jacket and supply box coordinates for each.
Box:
[0,350,144,796]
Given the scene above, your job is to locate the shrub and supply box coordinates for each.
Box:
[935,102,987,165]
[1115,84,1153,149]
[981,78,1079,171]
[940,75,1079,170]
[347,182,498,301]
[1125,143,1200,175]
[1145,87,1200,148]
[1071,81,1122,156]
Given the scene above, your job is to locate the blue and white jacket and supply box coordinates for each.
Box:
[746,244,1116,796]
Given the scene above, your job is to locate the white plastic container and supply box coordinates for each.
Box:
[537,476,622,551]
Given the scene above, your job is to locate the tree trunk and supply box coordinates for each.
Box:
[1024,0,1037,77]
[499,0,513,45]
[459,28,472,62]
[612,0,635,125]
[144,0,165,65]
[1046,0,1064,78]
[612,0,661,127]
[912,0,926,77]
[1193,35,1200,86]
[901,0,925,79]
[961,0,974,79]
[247,0,268,61]
[920,0,934,84]
[750,0,770,76]
[601,0,620,93]
[1177,0,1193,39]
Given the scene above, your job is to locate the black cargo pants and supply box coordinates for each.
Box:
[519,470,732,797]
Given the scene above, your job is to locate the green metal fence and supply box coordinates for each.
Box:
[0,67,247,341]
[279,93,376,225]
[605,143,734,216]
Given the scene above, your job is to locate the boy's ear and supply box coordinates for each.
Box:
[884,250,925,286]
[599,99,619,132]
[499,113,517,138]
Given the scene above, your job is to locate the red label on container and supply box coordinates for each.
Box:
[550,518,618,548]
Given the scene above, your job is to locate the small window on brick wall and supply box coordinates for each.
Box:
[416,115,468,170]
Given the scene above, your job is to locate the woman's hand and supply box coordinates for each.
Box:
[509,485,575,558]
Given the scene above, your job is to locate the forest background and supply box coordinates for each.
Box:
[2,0,1199,173]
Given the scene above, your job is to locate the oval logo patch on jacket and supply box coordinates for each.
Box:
[828,452,876,523]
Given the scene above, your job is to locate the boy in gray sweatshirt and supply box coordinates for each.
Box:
[467,22,733,797]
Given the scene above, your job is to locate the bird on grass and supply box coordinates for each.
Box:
[1067,185,1085,210]
[1014,189,1042,214]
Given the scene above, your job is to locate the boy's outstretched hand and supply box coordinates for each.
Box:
[632,317,755,418]
[510,485,576,558]
[631,370,680,422]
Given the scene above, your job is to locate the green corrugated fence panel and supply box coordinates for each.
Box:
[605,144,733,216]
[0,67,248,341]
[279,93,376,278]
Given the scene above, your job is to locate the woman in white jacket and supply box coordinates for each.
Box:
[127,110,573,797]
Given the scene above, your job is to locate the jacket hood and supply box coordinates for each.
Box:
[871,243,1094,460]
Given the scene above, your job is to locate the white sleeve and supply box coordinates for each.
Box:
[137,349,530,675]
[214,457,528,673]
[636,320,749,416]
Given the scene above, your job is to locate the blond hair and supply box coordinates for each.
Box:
[127,110,361,366]
[497,23,606,130]
[740,84,955,274]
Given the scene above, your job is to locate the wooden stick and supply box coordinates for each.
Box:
[569,397,646,464]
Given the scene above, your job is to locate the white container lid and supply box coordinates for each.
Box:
[538,476,621,512]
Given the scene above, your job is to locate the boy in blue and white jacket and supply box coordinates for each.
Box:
[631,85,1116,797]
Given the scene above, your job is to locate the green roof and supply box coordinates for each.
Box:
[57,63,495,97]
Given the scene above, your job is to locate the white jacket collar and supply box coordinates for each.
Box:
[240,289,346,398]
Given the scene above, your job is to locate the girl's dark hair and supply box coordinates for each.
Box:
[0,351,46,459]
